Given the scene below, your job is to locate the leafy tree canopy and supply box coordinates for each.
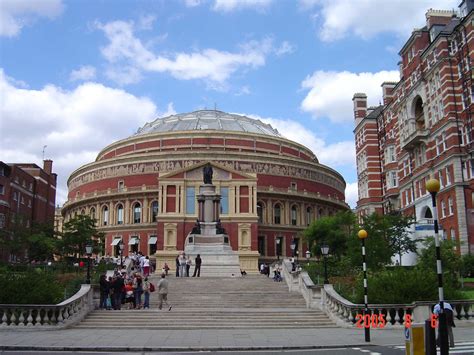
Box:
[59,215,104,259]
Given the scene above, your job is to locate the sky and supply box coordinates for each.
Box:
[0,0,460,208]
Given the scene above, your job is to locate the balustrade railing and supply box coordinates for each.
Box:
[0,284,93,329]
[323,284,473,327]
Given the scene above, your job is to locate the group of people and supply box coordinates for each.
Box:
[175,253,202,277]
[129,252,152,277]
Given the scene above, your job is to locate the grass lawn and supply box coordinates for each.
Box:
[461,277,474,283]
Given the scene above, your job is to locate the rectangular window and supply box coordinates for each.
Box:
[436,136,444,155]
[448,197,454,215]
[441,200,446,218]
[445,167,451,185]
[0,213,5,229]
[118,180,124,191]
[186,187,195,214]
[13,192,17,201]
[220,187,229,214]
[0,184,4,195]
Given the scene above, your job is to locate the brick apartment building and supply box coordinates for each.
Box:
[354,0,474,261]
[0,160,57,261]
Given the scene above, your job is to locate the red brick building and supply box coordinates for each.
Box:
[354,1,474,258]
[0,160,57,261]
[62,110,348,268]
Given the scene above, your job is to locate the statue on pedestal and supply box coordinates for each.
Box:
[203,163,213,184]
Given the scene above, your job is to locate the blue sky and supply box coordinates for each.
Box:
[0,0,459,207]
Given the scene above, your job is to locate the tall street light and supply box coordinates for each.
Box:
[290,239,296,271]
[276,237,281,261]
[320,244,329,284]
[119,240,124,268]
[85,244,93,284]
[305,250,311,266]
[358,229,370,343]
[426,178,449,354]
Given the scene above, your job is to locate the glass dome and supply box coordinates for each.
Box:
[133,110,281,137]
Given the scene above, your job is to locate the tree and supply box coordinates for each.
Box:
[0,213,32,260]
[303,211,355,259]
[59,215,104,259]
[27,222,60,261]
[385,213,416,265]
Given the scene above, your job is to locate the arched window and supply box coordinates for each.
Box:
[81,209,85,215]
[274,204,281,224]
[116,204,124,225]
[291,205,297,226]
[306,207,312,226]
[133,203,141,224]
[151,201,159,222]
[318,208,323,218]
[102,206,109,226]
[90,207,96,221]
[257,202,264,223]
[424,207,433,219]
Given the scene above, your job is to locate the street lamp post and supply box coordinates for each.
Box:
[290,240,296,271]
[276,237,281,261]
[85,244,93,284]
[426,178,449,354]
[320,244,329,284]
[119,240,124,268]
[358,229,370,343]
[305,250,311,266]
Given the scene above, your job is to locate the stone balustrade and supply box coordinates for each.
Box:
[0,284,94,329]
[279,258,474,328]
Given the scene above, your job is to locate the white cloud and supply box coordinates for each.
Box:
[69,65,96,82]
[302,0,459,41]
[212,0,273,12]
[0,69,175,205]
[184,0,203,7]
[0,0,64,37]
[345,182,358,209]
[300,70,399,123]
[274,41,295,56]
[137,14,156,30]
[96,20,280,87]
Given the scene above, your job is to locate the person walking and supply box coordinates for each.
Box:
[157,273,172,311]
[192,254,202,277]
[175,255,180,277]
[143,256,150,277]
[99,274,109,309]
[186,256,192,277]
[142,276,151,309]
[179,253,186,277]
[434,301,456,348]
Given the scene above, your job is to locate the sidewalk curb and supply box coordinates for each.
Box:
[0,344,378,352]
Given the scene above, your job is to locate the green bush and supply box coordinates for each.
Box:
[352,267,466,304]
[0,271,64,304]
[461,254,474,278]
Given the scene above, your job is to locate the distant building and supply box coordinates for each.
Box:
[0,160,57,261]
[354,1,474,260]
[62,110,348,268]
[54,206,63,234]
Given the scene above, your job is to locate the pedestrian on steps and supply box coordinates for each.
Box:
[192,254,202,277]
[157,273,172,311]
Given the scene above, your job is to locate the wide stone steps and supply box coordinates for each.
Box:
[78,275,334,329]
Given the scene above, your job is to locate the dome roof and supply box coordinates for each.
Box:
[133,110,281,137]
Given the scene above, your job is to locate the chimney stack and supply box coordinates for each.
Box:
[43,159,53,175]
[352,93,367,122]
[381,82,397,105]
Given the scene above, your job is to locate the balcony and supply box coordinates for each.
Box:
[401,119,429,150]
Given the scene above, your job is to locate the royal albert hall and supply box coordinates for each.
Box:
[63,110,348,272]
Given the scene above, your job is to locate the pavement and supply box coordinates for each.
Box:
[0,325,473,352]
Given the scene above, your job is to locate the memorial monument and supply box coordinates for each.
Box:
[184,164,242,277]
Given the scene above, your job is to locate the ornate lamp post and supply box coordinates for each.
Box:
[290,240,296,271]
[119,240,124,268]
[358,229,370,342]
[85,244,93,284]
[320,244,329,284]
[305,250,311,266]
[276,237,281,261]
[426,178,449,354]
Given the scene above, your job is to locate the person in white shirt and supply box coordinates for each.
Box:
[143,256,150,277]
[433,301,455,348]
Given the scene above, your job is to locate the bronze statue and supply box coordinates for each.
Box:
[203,163,213,184]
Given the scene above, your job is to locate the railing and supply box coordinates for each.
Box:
[322,284,473,328]
[278,257,474,328]
[0,284,94,329]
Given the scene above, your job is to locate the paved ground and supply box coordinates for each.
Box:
[0,325,473,352]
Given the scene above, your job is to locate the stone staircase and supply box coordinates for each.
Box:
[76,274,335,329]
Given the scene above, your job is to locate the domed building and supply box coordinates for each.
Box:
[63,110,348,272]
